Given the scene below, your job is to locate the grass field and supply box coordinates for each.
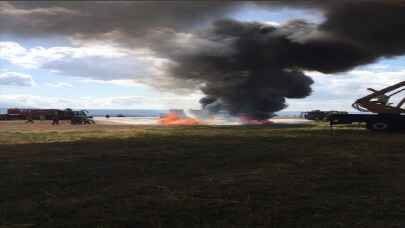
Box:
[1,121,405,228]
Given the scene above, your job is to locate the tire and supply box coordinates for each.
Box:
[366,120,392,131]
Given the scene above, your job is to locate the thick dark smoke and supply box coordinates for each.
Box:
[2,1,405,119]
[321,1,405,57]
[166,20,316,118]
[162,1,405,119]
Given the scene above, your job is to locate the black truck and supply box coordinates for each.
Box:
[328,80,405,132]
[329,113,405,131]
[302,110,348,121]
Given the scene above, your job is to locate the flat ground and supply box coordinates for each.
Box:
[1,121,405,228]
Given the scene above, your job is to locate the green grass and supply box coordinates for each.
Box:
[1,123,405,227]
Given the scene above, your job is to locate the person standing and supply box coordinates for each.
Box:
[25,113,34,124]
[52,111,60,125]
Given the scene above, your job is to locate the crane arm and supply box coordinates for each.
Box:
[353,81,405,114]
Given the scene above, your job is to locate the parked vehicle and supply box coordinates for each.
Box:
[0,108,95,125]
[302,110,348,121]
[329,80,405,131]
[70,110,95,125]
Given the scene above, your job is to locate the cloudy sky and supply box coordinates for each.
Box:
[1,2,404,112]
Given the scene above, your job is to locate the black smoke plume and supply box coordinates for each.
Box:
[162,1,405,119]
[165,20,316,119]
[2,1,405,119]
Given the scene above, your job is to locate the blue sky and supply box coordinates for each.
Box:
[1,3,404,112]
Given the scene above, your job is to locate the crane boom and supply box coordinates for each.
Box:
[330,80,405,131]
[352,81,405,114]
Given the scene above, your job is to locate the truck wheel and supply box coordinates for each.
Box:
[366,121,392,131]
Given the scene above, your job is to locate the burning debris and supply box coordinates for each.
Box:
[158,112,201,126]
[157,109,276,126]
[239,114,273,125]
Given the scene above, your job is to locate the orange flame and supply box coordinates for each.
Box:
[158,112,201,125]
[239,115,273,125]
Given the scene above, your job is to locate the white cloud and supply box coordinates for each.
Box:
[0,41,192,91]
[286,98,356,112]
[0,40,201,95]
[284,68,405,112]
[367,64,389,70]
[0,41,133,69]
[0,72,34,87]
[264,21,281,27]
[0,92,203,110]
[80,79,141,87]
[45,82,73,88]
[0,2,79,17]
[308,69,405,96]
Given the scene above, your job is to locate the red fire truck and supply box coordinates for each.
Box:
[0,108,73,120]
